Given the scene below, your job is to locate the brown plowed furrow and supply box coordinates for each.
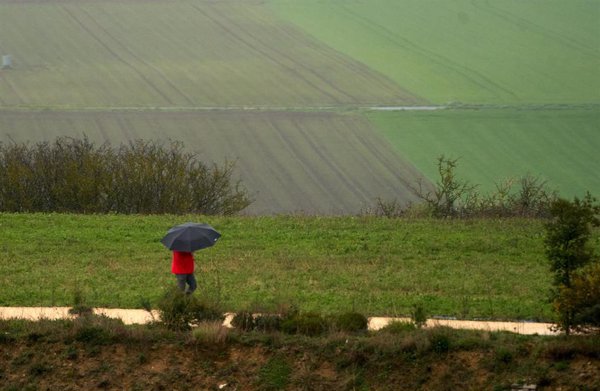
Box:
[190,3,345,104]
[79,7,195,106]
[61,5,174,105]
[272,22,425,104]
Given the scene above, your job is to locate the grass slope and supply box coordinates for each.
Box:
[0,109,423,214]
[367,108,600,198]
[270,0,600,104]
[0,0,418,107]
[0,213,567,321]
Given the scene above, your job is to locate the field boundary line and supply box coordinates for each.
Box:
[1,103,598,112]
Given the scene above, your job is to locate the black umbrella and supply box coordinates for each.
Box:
[160,222,221,252]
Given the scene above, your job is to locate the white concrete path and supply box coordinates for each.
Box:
[0,307,558,335]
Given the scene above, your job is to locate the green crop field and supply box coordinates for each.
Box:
[0,0,418,107]
[0,109,423,214]
[271,0,600,104]
[367,108,600,198]
[0,213,568,321]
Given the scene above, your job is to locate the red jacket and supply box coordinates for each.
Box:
[171,251,195,274]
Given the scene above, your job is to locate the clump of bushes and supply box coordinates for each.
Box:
[156,288,224,331]
[0,136,251,214]
[229,309,369,336]
[373,155,559,218]
[379,320,417,334]
[333,312,368,332]
[281,312,328,336]
[231,311,255,331]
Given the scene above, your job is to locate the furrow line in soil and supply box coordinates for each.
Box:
[476,0,600,60]
[338,4,519,100]
[61,5,174,106]
[190,3,344,105]
[80,6,195,106]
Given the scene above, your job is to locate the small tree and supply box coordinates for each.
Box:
[556,262,600,334]
[411,155,477,218]
[544,193,600,334]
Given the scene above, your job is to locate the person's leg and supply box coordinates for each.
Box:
[175,274,187,292]
[186,273,197,294]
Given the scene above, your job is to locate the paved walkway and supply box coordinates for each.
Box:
[0,307,558,335]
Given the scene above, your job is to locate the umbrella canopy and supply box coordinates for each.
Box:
[160,222,221,252]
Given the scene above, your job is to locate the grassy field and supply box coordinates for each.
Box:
[0,213,574,321]
[0,109,424,214]
[367,108,600,198]
[271,0,600,104]
[0,0,418,107]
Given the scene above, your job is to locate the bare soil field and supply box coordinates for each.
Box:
[0,109,425,214]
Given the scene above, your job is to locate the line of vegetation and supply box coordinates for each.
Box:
[371,155,559,219]
[0,137,251,215]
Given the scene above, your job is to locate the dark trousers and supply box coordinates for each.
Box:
[175,273,197,294]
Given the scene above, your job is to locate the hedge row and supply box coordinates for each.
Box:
[0,137,251,215]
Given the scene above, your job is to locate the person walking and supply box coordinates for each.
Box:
[171,250,197,294]
[161,222,221,295]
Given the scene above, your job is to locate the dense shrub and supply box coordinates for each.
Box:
[156,288,224,331]
[254,314,282,333]
[231,311,255,332]
[379,320,417,334]
[429,331,451,353]
[0,137,251,214]
[555,262,600,334]
[334,312,368,332]
[281,312,329,336]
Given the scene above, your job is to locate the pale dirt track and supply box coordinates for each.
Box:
[0,307,558,335]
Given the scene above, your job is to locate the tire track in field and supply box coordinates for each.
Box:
[0,73,26,105]
[348,122,422,195]
[273,22,426,105]
[338,4,519,100]
[61,6,174,105]
[237,116,311,211]
[267,115,345,207]
[324,116,424,201]
[79,7,196,106]
[190,4,347,105]
[288,115,372,203]
[212,5,360,104]
[239,5,418,105]
[93,115,110,144]
[474,0,600,60]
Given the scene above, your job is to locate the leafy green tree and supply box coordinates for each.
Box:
[544,193,599,334]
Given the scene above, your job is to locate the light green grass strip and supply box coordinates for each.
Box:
[367,109,600,198]
[0,213,560,321]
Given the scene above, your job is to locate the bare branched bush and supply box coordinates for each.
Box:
[0,137,251,215]
[373,155,560,219]
[409,155,477,218]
